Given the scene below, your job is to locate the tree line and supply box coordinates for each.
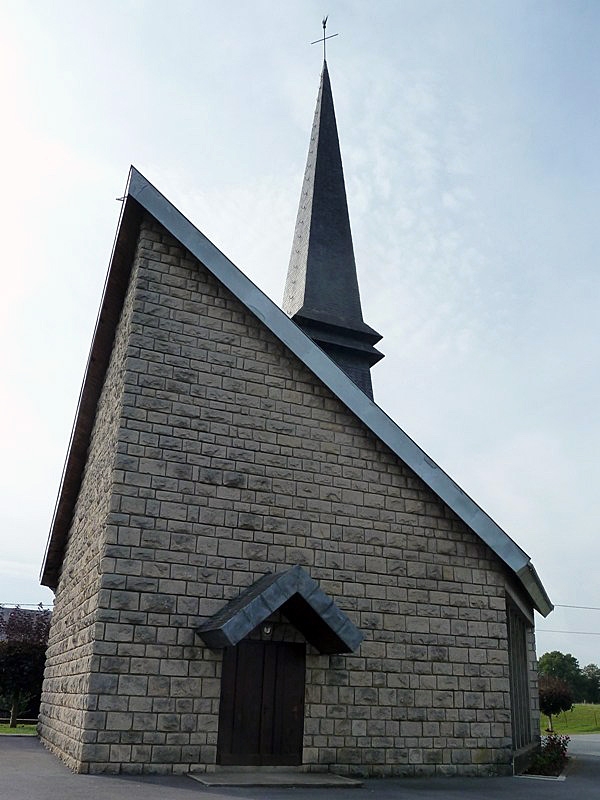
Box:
[538,650,600,731]
[0,607,51,727]
[538,651,600,703]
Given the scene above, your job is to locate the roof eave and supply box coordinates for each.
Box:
[40,176,144,589]
[41,167,552,616]
[516,562,554,617]
[126,168,552,615]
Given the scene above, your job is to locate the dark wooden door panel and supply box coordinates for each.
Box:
[259,641,278,757]
[217,640,305,766]
[274,643,305,762]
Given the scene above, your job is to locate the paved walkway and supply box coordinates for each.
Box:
[0,735,598,800]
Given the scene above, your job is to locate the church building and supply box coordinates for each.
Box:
[39,61,552,777]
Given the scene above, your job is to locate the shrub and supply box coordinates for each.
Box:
[528,734,570,776]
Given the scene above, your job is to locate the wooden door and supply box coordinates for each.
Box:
[217,640,306,766]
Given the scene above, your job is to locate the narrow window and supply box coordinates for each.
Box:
[507,597,532,750]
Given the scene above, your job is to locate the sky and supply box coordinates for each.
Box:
[1,0,599,668]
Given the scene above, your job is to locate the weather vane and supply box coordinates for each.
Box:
[310,15,338,60]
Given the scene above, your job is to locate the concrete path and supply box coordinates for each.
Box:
[0,735,598,800]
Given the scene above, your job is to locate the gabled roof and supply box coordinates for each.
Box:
[40,167,552,617]
[196,566,363,654]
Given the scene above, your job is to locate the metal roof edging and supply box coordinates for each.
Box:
[126,167,552,617]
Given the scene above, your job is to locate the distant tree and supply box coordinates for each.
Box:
[581,664,600,704]
[0,607,51,727]
[539,675,573,732]
[538,651,586,701]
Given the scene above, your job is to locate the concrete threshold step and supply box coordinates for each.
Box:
[188,768,363,788]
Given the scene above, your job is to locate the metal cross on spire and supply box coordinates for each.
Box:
[310,15,338,61]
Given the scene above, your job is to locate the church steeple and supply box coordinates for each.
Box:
[283,61,383,400]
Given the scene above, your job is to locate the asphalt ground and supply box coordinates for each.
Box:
[0,735,598,800]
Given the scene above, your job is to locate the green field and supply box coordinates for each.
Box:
[0,723,37,735]
[541,704,600,734]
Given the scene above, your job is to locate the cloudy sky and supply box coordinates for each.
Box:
[1,0,599,667]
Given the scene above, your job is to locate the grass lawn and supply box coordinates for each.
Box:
[0,723,37,735]
[541,703,600,734]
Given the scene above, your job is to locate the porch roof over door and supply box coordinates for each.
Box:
[196,565,363,655]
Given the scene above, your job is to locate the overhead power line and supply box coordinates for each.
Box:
[1,602,599,615]
[536,629,600,637]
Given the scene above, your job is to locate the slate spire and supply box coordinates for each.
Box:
[283,61,383,400]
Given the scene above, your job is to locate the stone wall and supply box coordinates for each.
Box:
[39,257,137,770]
[40,216,537,775]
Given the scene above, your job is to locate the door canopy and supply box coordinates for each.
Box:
[196,565,363,654]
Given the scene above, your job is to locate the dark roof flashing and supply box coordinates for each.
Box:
[40,167,552,618]
[40,189,144,590]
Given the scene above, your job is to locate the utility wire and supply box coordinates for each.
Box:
[536,629,600,636]
[2,602,600,613]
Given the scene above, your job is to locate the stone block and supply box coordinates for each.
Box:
[140,594,176,613]
[106,712,133,731]
[118,675,148,695]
